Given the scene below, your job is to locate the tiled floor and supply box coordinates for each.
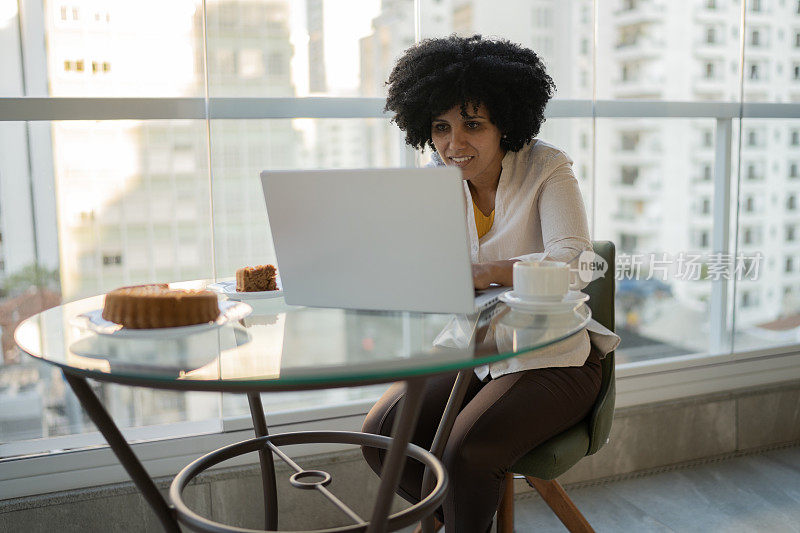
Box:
[511,447,800,532]
[402,446,800,532]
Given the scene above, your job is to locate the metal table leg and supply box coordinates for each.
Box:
[62,371,180,533]
[420,369,473,533]
[247,392,279,531]
[366,378,428,533]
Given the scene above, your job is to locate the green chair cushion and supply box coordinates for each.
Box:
[509,420,590,480]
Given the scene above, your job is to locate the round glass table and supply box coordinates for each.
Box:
[15,281,591,533]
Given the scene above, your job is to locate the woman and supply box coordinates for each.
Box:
[361,35,617,533]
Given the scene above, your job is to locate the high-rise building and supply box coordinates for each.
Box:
[307,0,328,93]
[595,0,799,345]
[1,0,301,443]
[357,0,800,358]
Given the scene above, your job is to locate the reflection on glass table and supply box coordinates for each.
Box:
[16,290,590,390]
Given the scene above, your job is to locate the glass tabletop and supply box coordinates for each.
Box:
[14,280,591,391]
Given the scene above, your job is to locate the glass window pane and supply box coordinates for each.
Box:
[594,118,736,364]
[734,0,800,351]
[205,0,403,98]
[211,117,405,417]
[0,119,218,456]
[596,0,741,101]
[421,0,593,100]
[41,0,204,97]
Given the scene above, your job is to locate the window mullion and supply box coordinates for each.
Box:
[710,118,733,355]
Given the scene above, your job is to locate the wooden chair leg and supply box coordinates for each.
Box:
[496,472,515,533]
[526,477,594,533]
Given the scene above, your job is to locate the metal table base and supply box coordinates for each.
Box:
[62,372,463,533]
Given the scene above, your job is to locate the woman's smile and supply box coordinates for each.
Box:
[449,155,474,167]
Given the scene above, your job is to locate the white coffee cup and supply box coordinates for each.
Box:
[513,261,577,301]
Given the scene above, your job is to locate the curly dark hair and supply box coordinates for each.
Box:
[384,34,556,153]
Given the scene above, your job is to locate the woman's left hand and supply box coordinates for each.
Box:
[472,260,517,289]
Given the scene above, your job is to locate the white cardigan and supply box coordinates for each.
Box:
[431,140,619,379]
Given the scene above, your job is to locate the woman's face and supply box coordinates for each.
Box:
[431,104,505,183]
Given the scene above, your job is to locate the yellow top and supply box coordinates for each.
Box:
[473,199,495,239]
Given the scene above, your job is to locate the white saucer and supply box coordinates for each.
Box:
[499,290,589,313]
[207,279,284,301]
[71,300,252,339]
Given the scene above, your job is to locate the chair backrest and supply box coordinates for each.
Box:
[582,241,616,455]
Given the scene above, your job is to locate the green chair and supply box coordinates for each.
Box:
[497,241,616,533]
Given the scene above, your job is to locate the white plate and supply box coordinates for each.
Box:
[207,279,284,301]
[71,300,252,339]
[499,290,589,313]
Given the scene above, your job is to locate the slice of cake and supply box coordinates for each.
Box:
[102,284,220,329]
[236,265,278,292]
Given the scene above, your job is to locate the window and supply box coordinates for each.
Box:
[619,233,638,251]
[622,0,638,11]
[751,30,760,46]
[703,130,713,147]
[744,195,756,213]
[750,0,762,12]
[700,163,713,181]
[795,31,800,48]
[706,0,716,8]
[701,197,712,215]
[696,229,710,248]
[60,6,67,20]
[621,132,640,151]
[788,195,797,211]
[787,256,796,273]
[747,163,761,180]
[102,254,123,266]
[705,62,716,79]
[791,163,799,178]
[794,64,800,81]
[621,166,639,185]
[706,27,717,44]
[747,130,758,146]
[791,130,800,146]
[749,63,759,80]
[741,290,759,308]
[742,226,759,245]
[787,225,797,242]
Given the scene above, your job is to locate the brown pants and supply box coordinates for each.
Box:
[361,347,602,533]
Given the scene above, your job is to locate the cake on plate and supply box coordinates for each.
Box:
[236,264,278,292]
[102,284,220,329]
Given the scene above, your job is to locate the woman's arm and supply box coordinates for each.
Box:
[471,152,592,290]
[472,260,517,289]
[538,155,593,264]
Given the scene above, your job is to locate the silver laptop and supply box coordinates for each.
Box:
[259,167,508,314]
